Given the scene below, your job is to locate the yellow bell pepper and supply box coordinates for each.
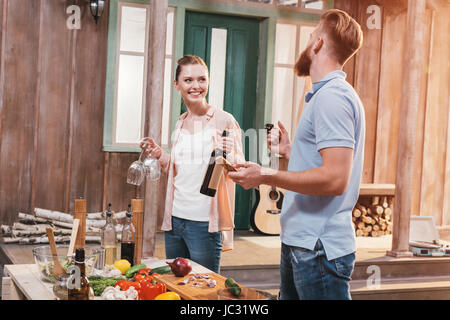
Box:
[154,292,181,300]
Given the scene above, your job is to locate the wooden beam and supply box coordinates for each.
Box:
[142,0,168,258]
[387,0,427,258]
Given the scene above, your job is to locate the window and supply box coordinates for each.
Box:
[271,22,316,139]
[112,3,150,148]
[103,2,176,151]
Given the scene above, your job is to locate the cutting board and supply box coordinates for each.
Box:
[153,272,261,300]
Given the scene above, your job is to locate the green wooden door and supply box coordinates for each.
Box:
[184,11,260,229]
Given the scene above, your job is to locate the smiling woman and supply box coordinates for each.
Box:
[139,55,245,273]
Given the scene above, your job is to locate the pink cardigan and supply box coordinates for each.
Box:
[158,106,245,251]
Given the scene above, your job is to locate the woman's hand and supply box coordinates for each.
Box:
[268,121,292,160]
[216,130,234,154]
[140,137,162,160]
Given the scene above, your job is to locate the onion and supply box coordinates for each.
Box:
[166,258,192,277]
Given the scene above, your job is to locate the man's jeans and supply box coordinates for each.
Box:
[279,240,355,300]
[164,216,222,273]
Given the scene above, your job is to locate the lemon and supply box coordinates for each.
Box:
[154,292,181,300]
[113,259,131,275]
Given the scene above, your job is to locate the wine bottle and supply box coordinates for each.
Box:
[101,203,117,266]
[120,205,135,265]
[200,130,228,197]
[68,248,90,300]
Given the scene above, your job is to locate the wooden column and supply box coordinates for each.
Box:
[73,198,87,249]
[142,0,168,258]
[131,199,143,265]
[387,0,427,257]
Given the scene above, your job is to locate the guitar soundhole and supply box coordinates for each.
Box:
[269,190,279,201]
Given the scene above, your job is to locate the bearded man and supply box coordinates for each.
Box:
[228,9,365,300]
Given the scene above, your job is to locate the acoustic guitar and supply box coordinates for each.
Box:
[250,124,284,236]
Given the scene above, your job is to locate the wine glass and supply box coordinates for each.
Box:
[142,149,161,181]
[126,152,146,186]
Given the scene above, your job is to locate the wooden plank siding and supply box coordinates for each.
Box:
[334,0,450,226]
[0,0,41,226]
[0,0,142,225]
[420,7,450,224]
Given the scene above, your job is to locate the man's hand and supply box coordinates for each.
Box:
[268,121,292,159]
[227,162,270,190]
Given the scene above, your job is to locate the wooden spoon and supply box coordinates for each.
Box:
[67,219,80,257]
[45,227,66,277]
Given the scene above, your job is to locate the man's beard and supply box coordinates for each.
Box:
[294,44,312,77]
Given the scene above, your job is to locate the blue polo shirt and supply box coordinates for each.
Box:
[280,70,365,261]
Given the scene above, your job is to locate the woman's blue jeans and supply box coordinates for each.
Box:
[279,240,355,300]
[164,216,222,273]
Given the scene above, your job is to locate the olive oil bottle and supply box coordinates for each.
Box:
[101,203,117,266]
[68,248,90,300]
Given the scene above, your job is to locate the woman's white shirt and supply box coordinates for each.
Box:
[172,127,215,222]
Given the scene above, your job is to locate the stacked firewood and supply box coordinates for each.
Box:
[1,208,125,244]
[352,196,393,237]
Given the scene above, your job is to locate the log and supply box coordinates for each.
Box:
[374,205,384,215]
[373,225,380,232]
[356,229,364,237]
[13,222,51,232]
[355,204,367,215]
[372,196,380,205]
[353,208,362,218]
[18,212,48,224]
[2,235,101,244]
[34,208,73,224]
[381,196,389,208]
[357,222,366,230]
[362,216,373,224]
[114,211,127,220]
[1,225,12,235]
[87,212,106,220]
[34,208,106,228]
[365,225,373,233]
[384,207,392,216]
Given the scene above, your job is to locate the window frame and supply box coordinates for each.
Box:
[272,19,318,139]
[103,0,151,152]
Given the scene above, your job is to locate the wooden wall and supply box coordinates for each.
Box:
[335,0,450,225]
[0,0,142,226]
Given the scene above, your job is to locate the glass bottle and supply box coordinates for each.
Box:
[200,130,228,197]
[68,248,90,300]
[120,205,135,265]
[101,203,117,266]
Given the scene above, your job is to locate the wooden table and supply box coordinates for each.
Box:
[1,257,211,300]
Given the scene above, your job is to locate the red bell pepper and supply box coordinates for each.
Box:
[140,280,166,300]
[137,268,152,276]
[115,280,141,292]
